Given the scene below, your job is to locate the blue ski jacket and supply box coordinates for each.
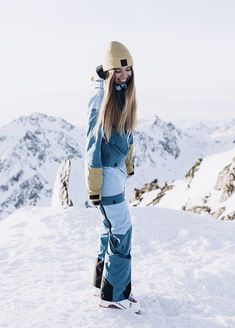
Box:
[85,78,134,202]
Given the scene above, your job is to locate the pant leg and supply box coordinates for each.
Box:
[93,231,108,289]
[99,198,132,302]
[94,165,132,302]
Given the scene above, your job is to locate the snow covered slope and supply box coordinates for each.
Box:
[0,206,234,327]
[134,147,235,220]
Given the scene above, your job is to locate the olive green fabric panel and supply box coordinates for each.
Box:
[86,167,103,198]
[125,144,134,175]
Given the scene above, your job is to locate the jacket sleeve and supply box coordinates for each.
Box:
[85,79,104,204]
[125,133,135,176]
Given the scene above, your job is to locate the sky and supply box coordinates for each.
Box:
[0,0,235,127]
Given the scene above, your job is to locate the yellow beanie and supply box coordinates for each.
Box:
[103,41,133,71]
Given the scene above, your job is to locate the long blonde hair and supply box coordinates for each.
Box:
[96,69,137,142]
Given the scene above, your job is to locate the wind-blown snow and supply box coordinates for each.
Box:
[0,206,235,327]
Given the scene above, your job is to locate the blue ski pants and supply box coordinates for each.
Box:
[93,165,132,302]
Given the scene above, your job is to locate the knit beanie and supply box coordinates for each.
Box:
[103,41,133,71]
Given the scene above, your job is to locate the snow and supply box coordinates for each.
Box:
[147,147,235,217]
[1,206,235,327]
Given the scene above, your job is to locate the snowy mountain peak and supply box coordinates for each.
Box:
[134,115,182,172]
[0,113,83,219]
[152,115,180,133]
[14,112,76,131]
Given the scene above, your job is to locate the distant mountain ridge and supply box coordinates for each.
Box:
[1,112,235,220]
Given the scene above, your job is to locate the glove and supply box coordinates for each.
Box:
[89,194,100,206]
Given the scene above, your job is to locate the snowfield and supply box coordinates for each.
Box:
[0,206,235,328]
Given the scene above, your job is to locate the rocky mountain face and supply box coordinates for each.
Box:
[128,116,235,193]
[134,116,182,166]
[51,158,73,208]
[124,115,186,193]
[0,113,83,219]
[131,148,235,220]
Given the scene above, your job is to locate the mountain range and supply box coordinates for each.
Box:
[0,113,83,219]
[0,112,235,220]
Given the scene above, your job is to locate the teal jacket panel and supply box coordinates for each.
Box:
[86,79,104,168]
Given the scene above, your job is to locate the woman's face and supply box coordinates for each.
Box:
[114,66,132,84]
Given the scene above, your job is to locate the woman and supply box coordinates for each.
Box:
[86,41,140,313]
